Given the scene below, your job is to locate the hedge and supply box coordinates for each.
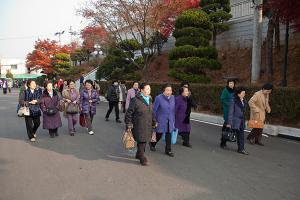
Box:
[173,27,212,40]
[174,57,222,71]
[175,9,213,30]
[99,81,300,128]
[175,36,209,47]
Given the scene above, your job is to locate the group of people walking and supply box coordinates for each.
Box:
[17,77,273,166]
[19,79,100,142]
[220,79,273,155]
[125,82,196,166]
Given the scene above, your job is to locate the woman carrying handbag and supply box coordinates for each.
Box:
[62,80,80,136]
[40,81,62,138]
[247,83,273,146]
[226,87,249,155]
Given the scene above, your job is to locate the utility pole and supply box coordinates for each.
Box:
[251,0,263,83]
[69,26,77,43]
[54,30,65,45]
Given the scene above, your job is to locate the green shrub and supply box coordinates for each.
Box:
[174,57,222,72]
[169,45,218,60]
[175,9,213,30]
[168,69,211,83]
[173,27,212,41]
[175,36,209,47]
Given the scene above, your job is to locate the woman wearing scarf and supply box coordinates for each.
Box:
[125,83,157,166]
[220,79,236,148]
[150,84,176,157]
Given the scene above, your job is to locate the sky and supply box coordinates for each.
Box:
[0,0,88,60]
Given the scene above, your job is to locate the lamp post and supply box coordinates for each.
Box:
[54,30,65,45]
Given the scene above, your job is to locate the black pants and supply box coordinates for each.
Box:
[220,122,228,145]
[247,128,263,143]
[25,116,40,139]
[150,132,171,153]
[122,101,126,113]
[105,101,119,120]
[49,128,58,137]
[180,132,191,145]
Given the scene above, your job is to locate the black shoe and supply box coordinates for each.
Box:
[165,152,174,157]
[55,132,59,137]
[116,119,122,123]
[139,156,149,166]
[105,118,109,121]
[183,143,192,148]
[150,146,156,152]
[238,150,249,155]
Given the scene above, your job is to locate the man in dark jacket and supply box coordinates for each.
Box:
[105,80,121,123]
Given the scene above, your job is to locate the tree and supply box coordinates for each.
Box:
[200,0,232,47]
[168,9,222,83]
[79,0,184,78]
[81,25,109,58]
[26,39,75,74]
[268,0,300,86]
[6,69,13,79]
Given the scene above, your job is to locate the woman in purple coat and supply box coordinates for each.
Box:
[40,81,62,138]
[175,87,192,148]
[80,80,99,135]
[150,84,176,157]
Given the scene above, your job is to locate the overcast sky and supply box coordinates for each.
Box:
[0,0,88,60]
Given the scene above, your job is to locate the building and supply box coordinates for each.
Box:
[0,58,44,79]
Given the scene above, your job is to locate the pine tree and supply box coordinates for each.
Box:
[200,0,232,47]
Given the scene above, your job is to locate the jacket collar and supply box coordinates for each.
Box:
[43,89,58,97]
[136,93,152,106]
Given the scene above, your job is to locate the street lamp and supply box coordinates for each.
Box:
[94,44,101,58]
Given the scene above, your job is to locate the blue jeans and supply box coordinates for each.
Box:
[234,129,245,151]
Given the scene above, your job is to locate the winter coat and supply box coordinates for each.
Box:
[125,88,139,109]
[220,87,235,123]
[79,89,99,115]
[227,95,247,130]
[125,93,156,143]
[62,88,80,117]
[19,88,42,117]
[175,95,191,133]
[106,85,120,102]
[40,90,62,129]
[249,90,271,123]
[153,94,176,134]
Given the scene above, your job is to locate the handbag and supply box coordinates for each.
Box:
[162,128,178,145]
[247,119,264,129]
[58,100,65,112]
[222,128,237,142]
[122,129,136,149]
[79,114,86,127]
[66,103,79,114]
[18,106,30,117]
[150,131,156,142]
[45,107,58,116]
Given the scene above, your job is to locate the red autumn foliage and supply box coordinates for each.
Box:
[26,39,76,74]
[156,0,200,38]
[268,0,300,31]
[81,25,109,52]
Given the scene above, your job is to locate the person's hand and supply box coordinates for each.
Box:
[73,100,77,104]
[152,122,158,128]
[89,100,92,103]
[226,124,231,128]
[66,99,71,103]
[266,108,271,113]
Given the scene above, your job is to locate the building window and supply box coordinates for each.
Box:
[10,65,17,70]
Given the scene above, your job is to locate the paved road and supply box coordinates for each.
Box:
[0,90,299,200]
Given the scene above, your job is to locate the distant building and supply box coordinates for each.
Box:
[0,58,44,79]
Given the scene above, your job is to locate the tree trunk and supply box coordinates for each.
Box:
[212,29,217,47]
[281,21,289,87]
[266,16,275,82]
[275,15,280,50]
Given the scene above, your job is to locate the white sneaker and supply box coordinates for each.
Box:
[33,134,37,138]
[88,131,94,135]
[30,138,36,142]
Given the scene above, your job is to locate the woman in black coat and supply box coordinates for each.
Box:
[125,83,157,166]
